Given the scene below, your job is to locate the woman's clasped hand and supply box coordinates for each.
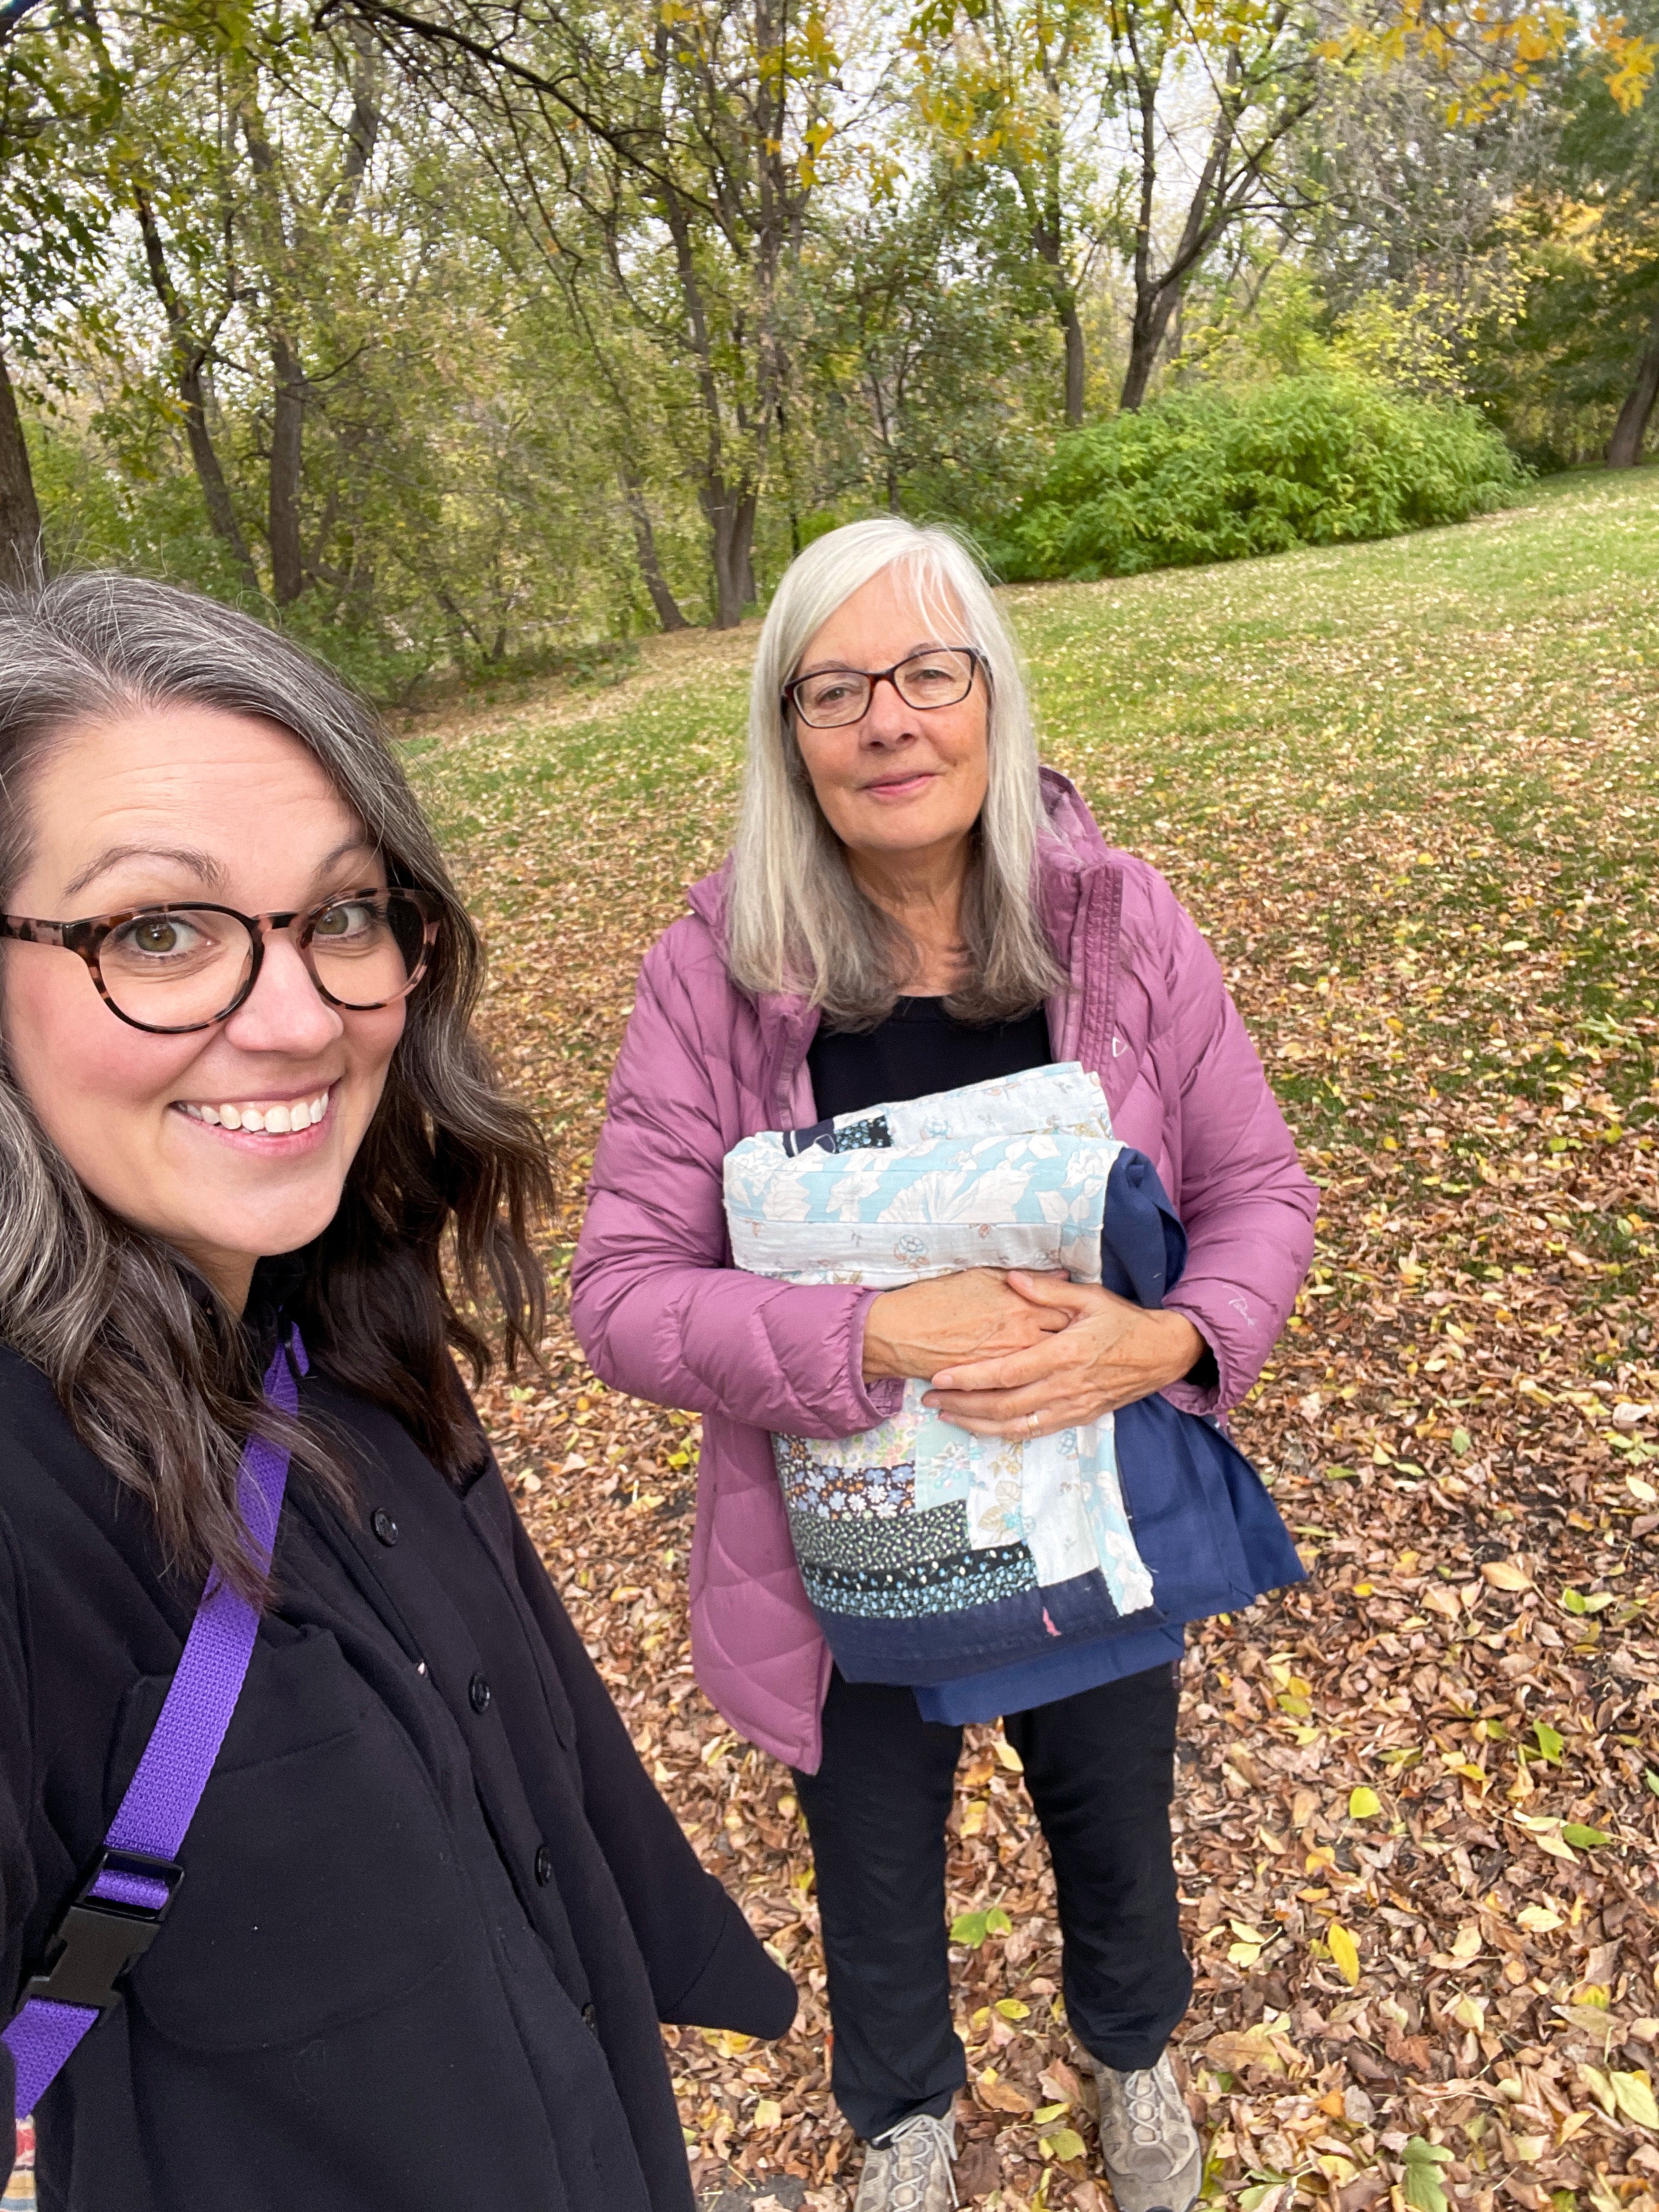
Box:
[864,1265,1202,1437]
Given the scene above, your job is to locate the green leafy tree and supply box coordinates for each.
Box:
[0,0,116,582]
[335,0,846,625]
[911,0,1330,417]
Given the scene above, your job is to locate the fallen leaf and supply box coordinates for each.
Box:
[1610,2072,1659,2129]
[1481,1560,1532,1592]
[1518,1904,1565,1932]
[1328,1923,1362,1985]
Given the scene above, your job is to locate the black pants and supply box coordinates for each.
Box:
[792,1663,1192,2142]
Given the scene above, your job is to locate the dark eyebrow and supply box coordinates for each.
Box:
[64,844,230,900]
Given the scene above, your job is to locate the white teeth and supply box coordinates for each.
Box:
[183,1086,331,1131]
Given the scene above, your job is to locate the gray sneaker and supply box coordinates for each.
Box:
[853,2110,958,2212]
[1092,2052,1202,2212]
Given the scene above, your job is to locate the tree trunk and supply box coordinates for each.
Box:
[621,471,689,630]
[0,349,44,590]
[701,479,758,629]
[1061,292,1086,426]
[134,189,259,592]
[1031,212,1085,426]
[1608,304,1659,467]
[1119,279,1181,412]
[268,334,306,605]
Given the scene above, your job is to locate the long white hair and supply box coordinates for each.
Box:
[726,518,1065,1028]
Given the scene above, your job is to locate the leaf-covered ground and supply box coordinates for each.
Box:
[406,469,1659,2212]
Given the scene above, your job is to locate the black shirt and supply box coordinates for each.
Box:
[0,1319,792,2210]
[808,995,1052,1120]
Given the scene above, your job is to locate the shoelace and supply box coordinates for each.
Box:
[879,2111,959,2210]
[1125,2071,1166,2146]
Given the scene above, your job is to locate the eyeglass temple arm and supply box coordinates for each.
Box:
[0,916,68,947]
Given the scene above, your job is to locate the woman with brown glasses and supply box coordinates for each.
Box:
[0,574,792,2212]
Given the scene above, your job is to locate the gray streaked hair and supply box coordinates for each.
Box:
[727,518,1066,1029]
[0,572,552,1602]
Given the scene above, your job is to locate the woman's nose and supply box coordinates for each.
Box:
[222,933,344,1054]
[861,673,918,742]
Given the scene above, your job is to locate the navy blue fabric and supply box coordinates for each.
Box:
[835,1146,1304,1691]
[913,1620,1186,1723]
[826,1565,1149,1686]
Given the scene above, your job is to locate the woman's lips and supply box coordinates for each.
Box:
[860,772,936,800]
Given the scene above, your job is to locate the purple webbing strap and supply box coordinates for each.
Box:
[4,1333,306,2118]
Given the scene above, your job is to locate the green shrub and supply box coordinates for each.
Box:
[985,374,1527,583]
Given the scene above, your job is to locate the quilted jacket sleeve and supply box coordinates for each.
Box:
[1141,876,1320,1419]
[570,928,904,1441]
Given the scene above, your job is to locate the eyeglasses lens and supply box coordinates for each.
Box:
[895,651,974,709]
[793,671,872,726]
[307,892,430,1009]
[98,895,429,1029]
[100,909,257,1029]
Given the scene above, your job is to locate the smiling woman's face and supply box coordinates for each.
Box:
[1,704,407,1310]
[791,565,989,869]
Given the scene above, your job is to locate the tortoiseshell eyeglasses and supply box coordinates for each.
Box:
[0,887,440,1036]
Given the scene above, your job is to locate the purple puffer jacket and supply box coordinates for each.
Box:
[571,771,1318,1772]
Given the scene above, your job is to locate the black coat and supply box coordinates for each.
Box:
[0,1337,794,2211]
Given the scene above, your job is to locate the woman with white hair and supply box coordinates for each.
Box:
[573,521,1317,2212]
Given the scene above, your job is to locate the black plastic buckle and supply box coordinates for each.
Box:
[19,1848,184,2016]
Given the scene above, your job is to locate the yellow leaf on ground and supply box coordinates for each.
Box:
[1328,1923,1361,1985]
[1610,2072,1659,2129]
[1579,2066,1617,2117]
[1482,1560,1532,1591]
[1349,1786,1382,1818]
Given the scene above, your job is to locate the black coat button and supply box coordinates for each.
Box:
[581,2001,599,2036]
[371,1509,399,1546]
[534,1844,554,1886]
[469,1672,492,1714]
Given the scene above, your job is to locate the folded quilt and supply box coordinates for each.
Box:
[723,1063,1306,1686]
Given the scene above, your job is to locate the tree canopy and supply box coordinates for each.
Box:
[0,0,1652,672]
